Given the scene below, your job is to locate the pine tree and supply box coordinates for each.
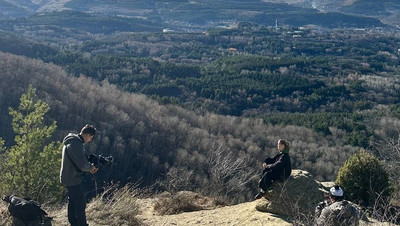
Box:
[0,85,64,202]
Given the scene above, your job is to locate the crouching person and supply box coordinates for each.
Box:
[315,185,359,226]
[254,139,292,199]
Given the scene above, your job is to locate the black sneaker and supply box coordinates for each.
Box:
[254,192,265,200]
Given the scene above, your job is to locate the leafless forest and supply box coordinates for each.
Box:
[0,52,378,202]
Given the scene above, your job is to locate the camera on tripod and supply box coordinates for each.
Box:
[88,153,113,167]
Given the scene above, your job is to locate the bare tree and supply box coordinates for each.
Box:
[373,131,400,197]
[206,143,258,202]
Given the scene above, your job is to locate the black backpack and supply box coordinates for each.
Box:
[2,195,48,222]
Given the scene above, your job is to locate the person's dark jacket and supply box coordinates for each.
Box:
[263,152,292,179]
[60,133,94,186]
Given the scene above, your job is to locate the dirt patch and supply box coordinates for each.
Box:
[137,198,291,226]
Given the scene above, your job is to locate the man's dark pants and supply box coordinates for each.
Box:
[259,169,282,191]
[67,183,88,226]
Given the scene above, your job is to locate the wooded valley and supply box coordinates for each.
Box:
[0,18,400,205]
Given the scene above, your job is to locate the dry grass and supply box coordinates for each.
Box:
[153,191,226,215]
[85,184,140,226]
[50,184,141,226]
[0,201,11,225]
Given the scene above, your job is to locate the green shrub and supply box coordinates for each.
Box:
[336,149,391,206]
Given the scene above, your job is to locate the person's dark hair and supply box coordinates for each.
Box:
[278,139,290,149]
[81,124,96,136]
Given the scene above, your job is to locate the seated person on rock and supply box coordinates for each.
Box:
[315,185,359,226]
[254,139,292,200]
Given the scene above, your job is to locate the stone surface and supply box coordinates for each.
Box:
[256,169,328,216]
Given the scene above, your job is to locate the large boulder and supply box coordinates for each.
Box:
[256,169,328,216]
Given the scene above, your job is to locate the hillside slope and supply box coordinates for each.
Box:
[46,196,389,226]
[1,194,391,226]
[0,51,362,203]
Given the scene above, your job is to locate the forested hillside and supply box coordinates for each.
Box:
[1,1,400,205]
[0,2,400,225]
[0,51,362,203]
[2,23,399,148]
[1,23,400,152]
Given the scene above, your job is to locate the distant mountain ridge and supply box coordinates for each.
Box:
[0,0,32,18]
[263,0,400,27]
[0,0,395,31]
[339,0,400,21]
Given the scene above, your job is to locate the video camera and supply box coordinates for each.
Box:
[87,153,113,167]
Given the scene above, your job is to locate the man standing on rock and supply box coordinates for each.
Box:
[315,185,359,226]
[60,124,98,226]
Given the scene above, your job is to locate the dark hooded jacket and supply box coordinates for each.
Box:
[263,148,292,179]
[60,133,94,186]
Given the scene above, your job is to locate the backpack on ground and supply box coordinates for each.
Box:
[2,195,50,225]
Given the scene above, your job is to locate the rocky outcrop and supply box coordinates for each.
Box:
[256,169,329,216]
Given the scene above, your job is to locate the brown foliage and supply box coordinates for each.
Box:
[153,191,225,215]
